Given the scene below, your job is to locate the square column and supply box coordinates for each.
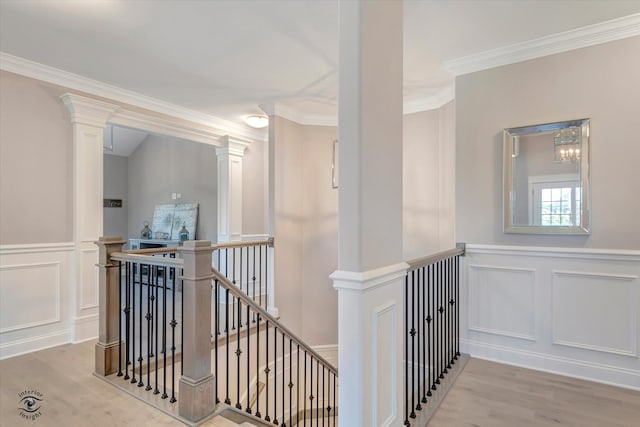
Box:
[216,136,249,243]
[333,1,406,426]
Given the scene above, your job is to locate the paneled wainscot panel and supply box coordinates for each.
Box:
[552,270,638,356]
[469,265,536,341]
[373,302,397,427]
[0,262,60,332]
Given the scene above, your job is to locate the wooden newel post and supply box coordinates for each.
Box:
[95,236,126,376]
[178,240,216,422]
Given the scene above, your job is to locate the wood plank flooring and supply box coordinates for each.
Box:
[1,341,639,426]
[428,358,640,427]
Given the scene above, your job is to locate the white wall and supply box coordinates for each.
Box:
[103,154,128,242]
[456,36,640,389]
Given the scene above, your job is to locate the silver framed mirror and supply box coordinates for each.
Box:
[503,119,590,234]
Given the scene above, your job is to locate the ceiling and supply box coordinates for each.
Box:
[1,0,639,134]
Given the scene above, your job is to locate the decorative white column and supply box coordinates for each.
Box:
[331,1,406,426]
[62,93,119,342]
[216,136,249,243]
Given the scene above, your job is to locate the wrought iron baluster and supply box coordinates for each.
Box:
[404,274,410,426]
[265,320,271,423]
[145,265,153,391]
[162,266,168,399]
[124,261,131,381]
[456,255,461,358]
[256,313,261,418]
[273,327,279,426]
[131,262,137,384]
[154,266,160,395]
[236,296,242,410]
[410,270,416,419]
[170,268,177,403]
[225,288,231,405]
[246,300,252,414]
[117,261,123,377]
[215,280,220,404]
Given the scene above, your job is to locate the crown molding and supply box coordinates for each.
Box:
[446,13,640,76]
[403,84,455,115]
[0,52,265,142]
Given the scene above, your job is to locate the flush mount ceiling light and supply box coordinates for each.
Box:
[244,115,269,129]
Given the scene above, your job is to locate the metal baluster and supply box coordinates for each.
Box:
[304,351,307,427]
[146,265,153,391]
[448,257,454,367]
[117,261,123,377]
[333,372,336,426]
[225,288,231,405]
[410,270,416,419]
[181,267,184,377]
[252,246,257,322]
[274,327,279,426]
[316,358,319,427]
[297,344,300,427]
[232,248,236,331]
[322,365,325,426]
[439,260,445,381]
[456,255,461,358]
[162,266,168,399]
[215,280,220,403]
[427,264,436,396]
[236,297,243,410]
[124,261,131,381]
[404,274,410,426]
[154,266,160,395]
[259,245,263,309]
[137,263,144,388]
[427,264,432,397]
[421,266,427,404]
[246,300,252,414]
[444,259,449,374]
[281,331,286,427]
[265,320,271,423]
[416,267,423,409]
[170,268,177,403]
[131,262,137,384]
[289,338,293,427]
[256,312,262,418]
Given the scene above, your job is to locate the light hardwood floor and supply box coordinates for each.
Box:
[1,341,639,426]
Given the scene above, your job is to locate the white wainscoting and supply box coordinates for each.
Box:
[460,244,640,390]
[0,243,74,359]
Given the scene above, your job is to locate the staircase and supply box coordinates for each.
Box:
[95,236,465,426]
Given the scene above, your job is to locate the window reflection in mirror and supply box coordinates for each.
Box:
[503,119,590,234]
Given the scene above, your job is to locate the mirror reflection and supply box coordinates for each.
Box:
[503,119,590,234]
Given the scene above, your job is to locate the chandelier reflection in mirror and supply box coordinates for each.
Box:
[553,127,581,163]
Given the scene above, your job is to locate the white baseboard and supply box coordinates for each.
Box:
[0,329,71,360]
[73,314,98,343]
[461,338,640,391]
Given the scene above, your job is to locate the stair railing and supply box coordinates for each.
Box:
[95,237,336,425]
[403,244,465,426]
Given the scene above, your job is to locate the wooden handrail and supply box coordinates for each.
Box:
[211,267,338,376]
[406,245,465,271]
[122,238,274,256]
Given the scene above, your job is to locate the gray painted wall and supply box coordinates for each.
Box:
[127,134,218,243]
[103,154,129,242]
[456,35,640,249]
[0,71,72,244]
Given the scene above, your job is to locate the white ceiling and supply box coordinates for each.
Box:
[1,0,639,132]
[103,125,149,157]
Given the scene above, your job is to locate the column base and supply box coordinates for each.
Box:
[95,340,123,376]
[178,374,216,423]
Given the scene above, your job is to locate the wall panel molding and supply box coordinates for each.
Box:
[372,301,397,427]
[462,245,640,390]
[552,270,638,357]
[468,264,537,341]
[0,262,61,333]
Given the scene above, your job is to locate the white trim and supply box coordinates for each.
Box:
[466,244,640,262]
[461,338,640,391]
[0,52,265,141]
[551,270,638,357]
[371,301,397,427]
[331,262,409,292]
[403,84,455,115]
[468,264,537,342]
[446,13,640,76]
[0,242,74,255]
[0,262,62,333]
[72,314,98,343]
[0,329,72,360]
